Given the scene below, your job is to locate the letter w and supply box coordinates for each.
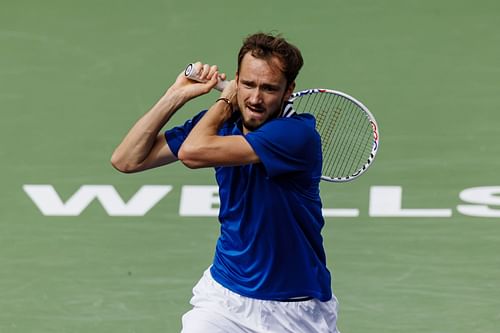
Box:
[23,185,172,216]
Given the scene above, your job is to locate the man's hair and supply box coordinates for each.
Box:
[237,32,303,87]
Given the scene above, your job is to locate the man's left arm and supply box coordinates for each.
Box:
[178,81,260,168]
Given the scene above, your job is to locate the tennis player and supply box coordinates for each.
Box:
[111,32,340,333]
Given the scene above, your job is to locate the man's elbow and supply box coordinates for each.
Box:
[178,144,204,169]
[110,153,138,173]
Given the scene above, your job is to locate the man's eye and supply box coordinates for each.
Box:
[263,86,279,92]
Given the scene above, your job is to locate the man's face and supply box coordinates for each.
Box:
[236,53,295,134]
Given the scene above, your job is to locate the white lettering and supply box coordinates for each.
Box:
[457,186,500,217]
[369,186,452,217]
[23,185,172,216]
[322,208,359,217]
[178,186,360,217]
[179,186,220,216]
[22,184,500,219]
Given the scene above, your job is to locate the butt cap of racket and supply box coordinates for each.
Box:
[184,63,228,91]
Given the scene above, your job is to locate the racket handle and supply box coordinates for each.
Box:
[184,63,228,92]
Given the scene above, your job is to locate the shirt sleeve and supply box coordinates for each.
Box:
[244,114,321,178]
[164,110,207,157]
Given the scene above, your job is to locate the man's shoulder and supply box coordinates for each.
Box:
[246,113,321,155]
[258,113,318,140]
[264,112,316,129]
[290,112,316,125]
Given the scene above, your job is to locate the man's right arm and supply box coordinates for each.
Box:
[110,63,223,173]
[110,91,186,173]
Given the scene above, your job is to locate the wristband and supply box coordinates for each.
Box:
[215,97,233,112]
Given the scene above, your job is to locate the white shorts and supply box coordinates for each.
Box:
[181,268,340,333]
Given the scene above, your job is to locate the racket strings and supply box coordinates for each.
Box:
[295,95,338,177]
[334,102,373,177]
[293,92,374,179]
[310,94,339,167]
[316,95,342,176]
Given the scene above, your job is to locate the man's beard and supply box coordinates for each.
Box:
[241,99,285,132]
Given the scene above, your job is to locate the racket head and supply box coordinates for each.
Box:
[289,89,379,182]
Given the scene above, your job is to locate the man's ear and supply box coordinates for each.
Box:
[285,81,296,100]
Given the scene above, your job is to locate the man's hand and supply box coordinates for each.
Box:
[168,62,227,101]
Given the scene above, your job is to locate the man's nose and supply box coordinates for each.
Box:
[248,88,263,105]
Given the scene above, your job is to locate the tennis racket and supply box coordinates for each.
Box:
[184,63,229,91]
[184,63,380,182]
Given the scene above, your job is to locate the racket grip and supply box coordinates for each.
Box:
[184,63,228,92]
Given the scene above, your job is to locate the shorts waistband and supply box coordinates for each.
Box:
[274,296,314,302]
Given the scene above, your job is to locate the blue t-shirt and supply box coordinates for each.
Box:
[165,111,332,302]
